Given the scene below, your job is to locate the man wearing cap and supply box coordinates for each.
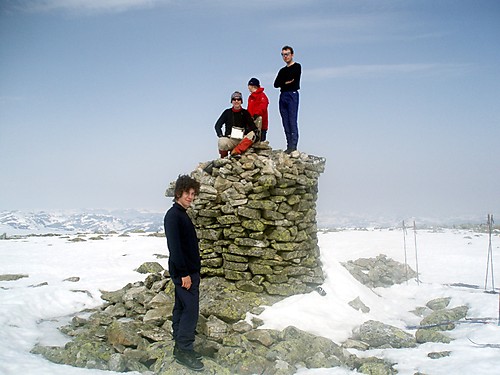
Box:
[214,91,258,158]
[274,45,301,154]
[247,77,269,142]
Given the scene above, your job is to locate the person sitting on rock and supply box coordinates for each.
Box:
[214,91,258,158]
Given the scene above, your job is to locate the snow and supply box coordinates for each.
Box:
[0,228,499,375]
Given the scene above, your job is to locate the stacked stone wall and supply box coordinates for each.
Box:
[167,144,326,296]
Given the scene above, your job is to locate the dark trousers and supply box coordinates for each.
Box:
[172,273,200,351]
[279,91,300,149]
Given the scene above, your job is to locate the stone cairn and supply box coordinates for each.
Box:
[168,142,327,296]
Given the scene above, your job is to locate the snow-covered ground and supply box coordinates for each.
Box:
[0,228,499,375]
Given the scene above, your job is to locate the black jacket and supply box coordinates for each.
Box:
[164,202,201,278]
[214,108,257,137]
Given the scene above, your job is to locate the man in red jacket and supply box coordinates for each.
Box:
[247,77,269,141]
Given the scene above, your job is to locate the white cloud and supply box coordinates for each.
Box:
[306,63,471,81]
[6,0,311,13]
[7,0,170,13]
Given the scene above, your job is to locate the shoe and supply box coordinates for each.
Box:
[174,347,204,371]
[285,147,296,154]
[174,345,202,360]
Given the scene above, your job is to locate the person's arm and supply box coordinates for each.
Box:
[214,110,228,137]
[274,68,284,88]
[164,210,189,277]
[254,93,269,117]
[290,63,301,88]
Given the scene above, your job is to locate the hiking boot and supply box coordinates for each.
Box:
[174,347,204,371]
[174,346,202,360]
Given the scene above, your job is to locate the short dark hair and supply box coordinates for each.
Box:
[174,174,200,200]
[282,45,294,54]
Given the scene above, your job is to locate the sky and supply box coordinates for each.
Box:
[1,0,499,221]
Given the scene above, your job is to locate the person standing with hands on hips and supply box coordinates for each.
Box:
[164,175,204,372]
[274,45,301,154]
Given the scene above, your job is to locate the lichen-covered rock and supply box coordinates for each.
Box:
[342,254,417,288]
[426,297,452,311]
[0,273,29,281]
[415,329,452,344]
[106,320,143,347]
[180,146,326,297]
[358,357,397,375]
[353,320,416,349]
[419,305,469,331]
[136,262,164,274]
[34,269,360,374]
[349,296,370,313]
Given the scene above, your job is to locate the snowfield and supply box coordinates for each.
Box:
[0,228,499,375]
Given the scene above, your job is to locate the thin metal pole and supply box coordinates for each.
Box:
[403,220,408,284]
[485,214,495,291]
[413,220,420,285]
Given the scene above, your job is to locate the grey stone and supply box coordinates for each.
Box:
[348,296,370,313]
[426,297,452,311]
[135,262,164,274]
[419,305,469,331]
[353,320,416,349]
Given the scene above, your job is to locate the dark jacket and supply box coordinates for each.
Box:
[164,202,201,278]
[214,108,257,137]
[274,62,302,92]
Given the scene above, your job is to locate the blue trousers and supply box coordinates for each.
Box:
[172,273,200,351]
[279,91,300,150]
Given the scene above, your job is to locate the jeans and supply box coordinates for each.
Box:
[279,91,299,150]
[172,273,200,351]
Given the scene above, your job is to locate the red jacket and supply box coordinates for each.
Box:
[247,87,269,131]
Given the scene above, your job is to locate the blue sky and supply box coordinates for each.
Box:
[1,0,499,220]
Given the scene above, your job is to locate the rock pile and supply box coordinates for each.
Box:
[342,254,417,288]
[167,143,327,296]
[32,269,363,375]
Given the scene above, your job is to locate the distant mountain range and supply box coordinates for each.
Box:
[0,209,494,235]
[0,209,164,235]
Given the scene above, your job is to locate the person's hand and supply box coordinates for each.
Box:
[181,275,192,290]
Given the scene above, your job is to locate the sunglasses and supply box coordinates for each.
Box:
[281,52,291,57]
[232,97,242,101]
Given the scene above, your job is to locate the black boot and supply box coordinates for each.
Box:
[174,347,204,371]
[174,345,202,360]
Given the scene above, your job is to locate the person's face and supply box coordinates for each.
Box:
[281,49,293,64]
[231,96,242,109]
[177,188,196,209]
